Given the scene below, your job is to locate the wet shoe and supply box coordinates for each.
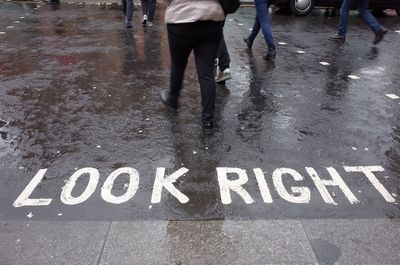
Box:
[201,120,214,135]
[263,48,276,61]
[125,20,132,29]
[215,68,232,83]
[160,91,178,110]
[373,27,388,45]
[142,15,148,25]
[243,37,253,49]
[328,34,345,43]
[147,21,153,27]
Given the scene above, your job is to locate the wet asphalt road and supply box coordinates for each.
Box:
[0,1,400,221]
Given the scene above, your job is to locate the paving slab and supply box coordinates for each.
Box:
[0,221,109,265]
[302,218,400,265]
[99,220,317,265]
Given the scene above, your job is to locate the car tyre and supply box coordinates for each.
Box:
[289,0,316,16]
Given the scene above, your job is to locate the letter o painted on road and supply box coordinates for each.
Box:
[61,168,99,205]
[101,167,139,204]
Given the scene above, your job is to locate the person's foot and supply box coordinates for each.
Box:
[125,20,132,29]
[201,120,214,135]
[243,37,253,49]
[147,21,153,27]
[142,15,148,25]
[263,48,276,61]
[215,68,232,83]
[160,91,178,110]
[373,27,388,45]
[328,34,345,43]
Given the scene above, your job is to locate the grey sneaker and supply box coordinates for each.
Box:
[329,33,345,43]
[215,68,232,83]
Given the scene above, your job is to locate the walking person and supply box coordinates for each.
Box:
[215,29,232,83]
[141,0,157,27]
[329,0,388,44]
[121,0,134,28]
[160,0,225,134]
[243,0,276,61]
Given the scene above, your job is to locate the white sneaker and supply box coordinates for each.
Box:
[215,68,232,83]
[142,14,148,25]
[147,21,153,27]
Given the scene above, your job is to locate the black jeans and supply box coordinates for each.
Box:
[141,0,157,22]
[217,21,230,71]
[167,21,223,122]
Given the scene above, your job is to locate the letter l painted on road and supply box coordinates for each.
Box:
[13,169,52,207]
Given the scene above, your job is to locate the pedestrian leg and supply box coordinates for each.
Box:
[357,0,383,34]
[141,0,149,24]
[337,0,353,37]
[255,0,275,49]
[148,0,157,25]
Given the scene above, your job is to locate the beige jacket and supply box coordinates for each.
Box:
[165,0,225,24]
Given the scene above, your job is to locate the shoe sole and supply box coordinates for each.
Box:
[215,75,232,83]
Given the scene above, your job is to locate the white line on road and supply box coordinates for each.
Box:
[319,62,330,66]
[348,75,360,80]
[386,94,400,99]
[0,32,5,35]
[296,51,306,54]
[278,42,287,45]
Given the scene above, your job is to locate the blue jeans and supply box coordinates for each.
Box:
[338,0,382,37]
[249,0,275,49]
[122,0,133,21]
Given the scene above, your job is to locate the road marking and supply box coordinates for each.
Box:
[273,168,311,204]
[278,42,287,45]
[306,167,359,205]
[26,212,33,218]
[0,32,5,35]
[101,167,139,204]
[396,30,400,34]
[364,148,369,151]
[20,16,25,19]
[6,26,13,29]
[58,213,63,216]
[61,167,100,205]
[238,23,244,26]
[151,167,189,204]
[352,147,358,150]
[13,165,398,208]
[228,19,233,22]
[296,50,306,54]
[386,94,400,99]
[13,169,52,207]
[348,75,360,80]
[192,150,197,155]
[217,167,255,204]
[319,62,330,66]
[344,166,396,203]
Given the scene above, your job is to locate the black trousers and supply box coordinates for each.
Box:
[167,21,223,122]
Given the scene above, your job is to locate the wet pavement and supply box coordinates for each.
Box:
[0,1,400,223]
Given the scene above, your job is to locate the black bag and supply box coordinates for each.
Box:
[220,0,241,14]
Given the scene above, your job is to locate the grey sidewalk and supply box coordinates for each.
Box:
[1,219,400,264]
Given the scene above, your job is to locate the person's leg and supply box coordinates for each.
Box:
[193,23,222,124]
[126,0,133,21]
[148,0,157,22]
[166,25,193,100]
[141,0,148,15]
[254,0,275,49]
[244,14,261,48]
[337,0,353,37]
[217,33,230,71]
[122,0,127,16]
[357,0,382,33]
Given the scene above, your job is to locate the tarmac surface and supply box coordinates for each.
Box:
[1,1,400,264]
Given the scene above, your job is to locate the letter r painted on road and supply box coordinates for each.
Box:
[217,167,254,205]
[151,167,189,204]
[13,169,53,207]
[344,166,396,203]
